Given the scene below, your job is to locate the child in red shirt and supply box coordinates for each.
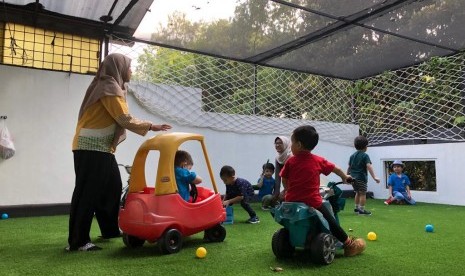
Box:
[280,125,365,257]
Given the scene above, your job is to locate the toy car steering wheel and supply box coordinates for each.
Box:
[189,183,198,203]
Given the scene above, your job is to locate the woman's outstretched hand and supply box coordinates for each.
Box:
[150,124,172,131]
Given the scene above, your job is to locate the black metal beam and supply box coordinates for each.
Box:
[0,3,132,39]
[108,0,120,18]
[113,0,139,26]
[114,34,354,80]
[248,0,457,63]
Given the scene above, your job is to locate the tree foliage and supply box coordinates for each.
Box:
[352,54,465,138]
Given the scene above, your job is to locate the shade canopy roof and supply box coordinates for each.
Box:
[2,0,465,80]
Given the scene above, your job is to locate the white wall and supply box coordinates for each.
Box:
[0,65,352,206]
[368,143,465,206]
[0,66,88,205]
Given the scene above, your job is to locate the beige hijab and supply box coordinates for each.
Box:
[78,53,131,148]
[78,53,130,118]
[275,136,292,165]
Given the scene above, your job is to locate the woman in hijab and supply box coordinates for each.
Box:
[67,53,172,251]
[273,136,292,198]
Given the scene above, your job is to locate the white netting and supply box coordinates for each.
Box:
[353,54,465,145]
[127,80,359,146]
[109,36,465,146]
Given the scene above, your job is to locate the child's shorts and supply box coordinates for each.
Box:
[352,179,368,193]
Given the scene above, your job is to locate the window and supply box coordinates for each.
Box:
[384,160,436,191]
[1,22,100,74]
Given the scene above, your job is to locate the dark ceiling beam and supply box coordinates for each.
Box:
[0,3,131,39]
[105,0,149,36]
[113,0,139,26]
[248,0,457,63]
[115,33,351,80]
[108,0,119,17]
[315,0,459,52]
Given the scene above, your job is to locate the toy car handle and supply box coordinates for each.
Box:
[326,181,343,187]
[327,179,353,188]
[118,163,132,175]
[189,183,198,203]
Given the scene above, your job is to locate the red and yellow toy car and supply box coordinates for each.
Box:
[119,132,226,254]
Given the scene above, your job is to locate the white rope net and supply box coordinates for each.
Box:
[126,80,359,146]
[109,36,465,146]
[355,55,465,145]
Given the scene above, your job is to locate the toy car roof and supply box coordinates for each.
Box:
[128,132,217,195]
[138,132,204,151]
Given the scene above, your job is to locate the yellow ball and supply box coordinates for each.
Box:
[196,247,207,258]
[367,232,377,241]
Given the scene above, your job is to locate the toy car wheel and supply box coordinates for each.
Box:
[159,228,183,254]
[122,233,145,248]
[272,228,295,258]
[204,224,226,242]
[310,233,336,265]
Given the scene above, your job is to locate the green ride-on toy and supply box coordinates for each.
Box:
[320,181,346,225]
[271,182,346,265]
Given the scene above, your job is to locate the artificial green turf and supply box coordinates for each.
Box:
[1,199,464,275]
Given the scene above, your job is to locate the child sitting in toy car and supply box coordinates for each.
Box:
[174,150,202,202]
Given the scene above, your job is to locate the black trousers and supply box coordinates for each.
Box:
[318,203,348,243]
[227,192,257,219]
[240,199,257,218]
[68,150,122,249]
